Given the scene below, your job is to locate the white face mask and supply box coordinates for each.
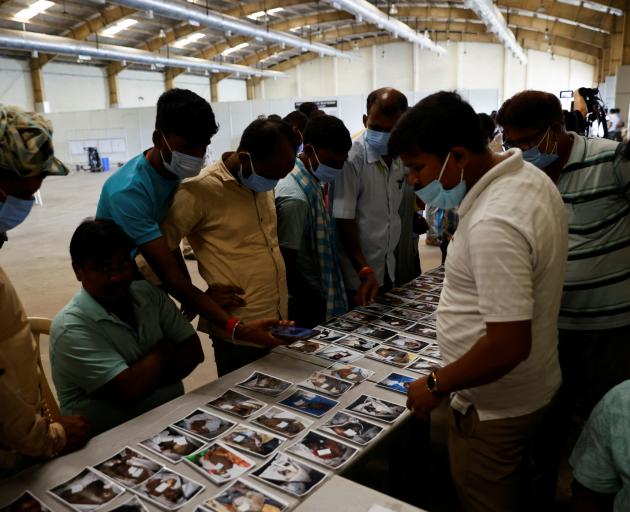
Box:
[159,132,204,179]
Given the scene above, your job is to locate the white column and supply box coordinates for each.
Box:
[296,61,303,97]
[412,43,420,92]
[372,45,378,90]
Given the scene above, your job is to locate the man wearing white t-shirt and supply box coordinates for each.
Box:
[389,92,568,512]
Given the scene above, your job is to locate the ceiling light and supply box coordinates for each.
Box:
[222,42,249,56]
[102,18,138,37]
[174,32,205,48]
[14,0,54,22]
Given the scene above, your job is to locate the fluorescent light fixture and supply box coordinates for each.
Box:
[222,42,249,56]
[102,18,138,37]
[557,0,623,15]
[173,32,205,48]
[14,0,54,21]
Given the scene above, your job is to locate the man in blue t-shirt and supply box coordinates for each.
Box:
[96,89,291,351]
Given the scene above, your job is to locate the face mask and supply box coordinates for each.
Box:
[310,151,340,183]
[415,153,467,210]
[522,128,559,169]
[160,132,204,179]
[365,129,391,155]
[238,152,278,192]
[0,192,35,234]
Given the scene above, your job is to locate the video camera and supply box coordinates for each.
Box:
[560,88,608,138]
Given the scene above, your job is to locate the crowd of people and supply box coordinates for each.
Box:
[1,86,629,511]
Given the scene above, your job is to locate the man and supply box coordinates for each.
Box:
[570,380,630,512]
[392,92,568,512]
[51,219,204,434]
[159,118,298,376]
[276,115,351,327]
[0,105,90,476]
[333,88,408,306]
[96,89,282,349]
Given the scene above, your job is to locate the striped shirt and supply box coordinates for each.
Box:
[558,133,630,330]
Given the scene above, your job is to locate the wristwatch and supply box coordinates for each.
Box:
[426,370,445,397]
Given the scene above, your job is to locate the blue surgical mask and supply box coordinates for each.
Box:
[415,153,467,210]
[0,192,35,234]
[365,129,391,155]
[238,152,278,192]
[310,151,340,183]
[160,132,204,179]
[521,127,559,169]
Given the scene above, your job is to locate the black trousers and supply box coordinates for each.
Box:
[212,338,270,377]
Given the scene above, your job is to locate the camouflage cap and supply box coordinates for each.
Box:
[0,104,69,178]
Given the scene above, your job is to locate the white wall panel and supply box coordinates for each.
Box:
[118,69,164,109]
[173,74,212,102]
[299,57,337,97]
[336,48,373,96]
[44,63,107,112]
[217,79,247,102]
[374,42,413,92]
[0,57,33,110]
[526,50,571,95]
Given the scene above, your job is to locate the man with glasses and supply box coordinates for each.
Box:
[497,90,630,502]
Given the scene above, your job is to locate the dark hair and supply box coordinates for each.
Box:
[496,90,563,131]
[70,219,134,266]
[283,111,309,133]
[298,102,319,117]
[478,113,496,143]
[366,88,408,116]
[237,118,300,161]
[267,114,282,121]
[303,115,352,154]
[155,88,218,146]
[388,91,486,159]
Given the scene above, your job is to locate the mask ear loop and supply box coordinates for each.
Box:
[538,127,551,153]
[239,152,255,177]
[437,153,451,182]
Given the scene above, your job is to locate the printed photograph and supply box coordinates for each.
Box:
[48,468,124,511]
[353,324,397,341]
[404,323,438,341]
[300,371,353,398]
[406,357,437,375]
[375,294,408,307]
[333,334,380,353]
[373,314,416,331]
[321,363,374,383]
[321,317,362,333]
[139,426,205,463]
[416,293,441,305]
[382,335,429,353]
[341,310,381,323]
[387,307,422,322]
[173,409,235,441]
[206,390,266,418]
[400,302,437,315]
[346,394,406,423]
[287,339,327,354]
[236,372,293,397]
[204,479,288,512]
[420,345,443,360]
[402,280,440,292]
[279,389,339,418]
[1,491,51,512]
[356,302,393,315]
[109,495,148,511]
[287,431,358,470]
[251,452,328,497]
[319,411,384,446]
[310,328,347,343]
[367,346,419,367]
[252,406,313,438]
[222,426,286,458]
[136,468,203,510]
[376,372,416,394]
[185,443,254,485]
[93,446,162,488]
[317,345,363,364]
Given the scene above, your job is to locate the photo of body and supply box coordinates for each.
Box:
[367,346,419,367]
[406,357,436,375]
[341,310,380,323]
[375,294,407,307]
[376,372,416,394]
[333,334,379,353]
[252,407,313,438]
[382,335,428,353]
[404,323,438,341]
[206,390,266,418]
[287,339,327,354]
[321,363,374,383]
[373,315,416,331]
[320,411,384,446]
[356,303,393,315]
[287,431,357,470]
[48,468,124,511]
[236,372,292,397]
[93,447,161,488]
[222,426,286,458]
[346,395,406,423]
[300,371,353,397]
[251,453,328,497]
[173,409,235,441]
[317,345,363,364]
[310,328,347,343]
[139,427,205,463]
[185,443,254,485]
[321,317,361,333]
[279,389,339,418]
[353,325,397,341]
[205,479,288,512]
[136,468,203,510]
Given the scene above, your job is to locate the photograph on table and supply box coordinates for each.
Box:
[415,293,441,305]
[376,372,416,394]
[353,324,397,342]
[382,334,429,353]
[222,425,286,458]
[206,390,267,418]
[204,479,289,512]
[356,302,393,315]
[333,334,380,353]
[139,426,206,463]
[346,394,406,423]
[319,411,384,446]
[185,442,255,485]
[109,495,148,511]
[251,452,328,498]
[404,323,437,341]
[321,317,362,333]
[317,345,363,364]
[287,431,358,470]
[420,344,442,360]
[367,346,419,367]
[93,446,162,488]
[400,302,437,315]
[388,287,422,301]
[375,294,408,307]
[341,310,381,323]
[252,406,313,438]
[48,468,125,512]
[135,467,203,510]
[279,389,339,418]
[310,328,347,343]
[401,280,438,292]
[387,307,423,322]
[321,363,374,383]
[172,409,235,441]
[300,371,353,398]
[373,314,416,331]
[236,371,293,397]
[406,357,438,375]
[287,339,327,354]
[0,491,51,512]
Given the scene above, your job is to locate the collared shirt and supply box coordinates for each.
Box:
[570,380,630,512]
[160,156,288,344]
[333,133,405,290]
[96,152,180,246]
[438,149,567,421]
[0,265,65,473]
[50,281,195,434]
[558,133,630,330]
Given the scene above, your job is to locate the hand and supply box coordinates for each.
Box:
[236,319,295,349]
[58,415,92,454]
[354,273,380,306]
[180,302,198,322]
[406,377,444,420]
[206,284,246,309]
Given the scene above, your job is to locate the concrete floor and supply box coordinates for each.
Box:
[2,170,441,395]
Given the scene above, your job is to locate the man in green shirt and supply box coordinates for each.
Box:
[51,219,203,434]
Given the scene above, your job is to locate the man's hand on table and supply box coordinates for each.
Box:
[59,415,92,454]
[180,284,247,321]
[237,319,295,349]
[406,377,444,420]
[354,273,380,306]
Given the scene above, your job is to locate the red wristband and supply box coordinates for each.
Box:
[225,317,240,334]
[358,266,375,280]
